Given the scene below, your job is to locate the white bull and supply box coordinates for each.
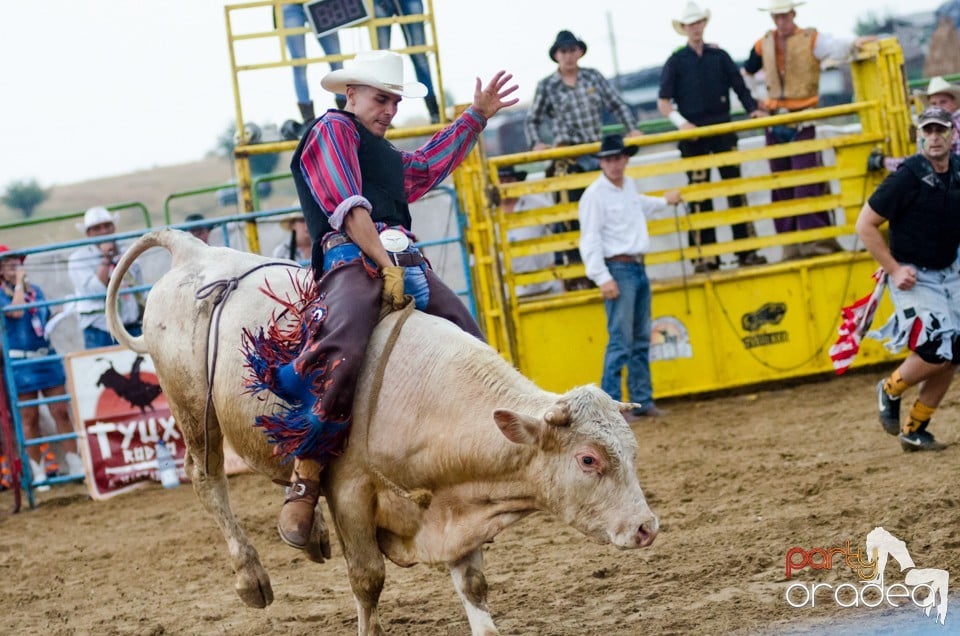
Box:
[105,229,659,636]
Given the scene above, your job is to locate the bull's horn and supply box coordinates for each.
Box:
[617,401,642,413]
[544,403,570,427]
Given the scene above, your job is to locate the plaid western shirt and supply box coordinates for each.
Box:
[524,67,637,147]
[298,107,486,234]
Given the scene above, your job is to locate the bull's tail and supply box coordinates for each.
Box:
[106,229,205,354]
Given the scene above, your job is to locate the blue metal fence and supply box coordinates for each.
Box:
[1,198,476,508]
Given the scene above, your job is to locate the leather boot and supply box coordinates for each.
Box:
[297,101,316,123]
[425,94,440,124]
[277,458,322,550]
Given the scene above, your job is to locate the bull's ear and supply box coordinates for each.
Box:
[494,409,542,446]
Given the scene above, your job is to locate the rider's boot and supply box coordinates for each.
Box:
[277,457,322,549]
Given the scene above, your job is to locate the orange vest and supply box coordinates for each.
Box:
[760,27,820,111]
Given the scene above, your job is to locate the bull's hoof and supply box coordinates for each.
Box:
[304,504,333,563]
[304,536,332,563]
[235,569,274,608]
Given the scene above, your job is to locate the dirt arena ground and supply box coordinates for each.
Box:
[1,369,958,635]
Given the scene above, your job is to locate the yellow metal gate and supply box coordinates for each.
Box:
[456,38,913,396]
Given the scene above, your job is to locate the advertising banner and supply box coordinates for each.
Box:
[65,346,249,500]
[65,346,185,500]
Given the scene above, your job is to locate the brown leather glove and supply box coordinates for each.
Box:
[380,265,406,319]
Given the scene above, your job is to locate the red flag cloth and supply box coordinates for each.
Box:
[829,269,887,374]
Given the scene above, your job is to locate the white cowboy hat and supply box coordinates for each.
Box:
[673,2,711,35]
[76,206,118,232]
[917,76,960,105]
[758,0,805,13]
[276,210,305,231]
[321,50,428,98]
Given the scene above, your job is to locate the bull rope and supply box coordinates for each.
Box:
[194,261,297,474]
[365,300,432,509]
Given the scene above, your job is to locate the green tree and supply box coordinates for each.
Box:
[2,179,49,218]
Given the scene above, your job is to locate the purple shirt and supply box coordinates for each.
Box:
[298,107,487,235]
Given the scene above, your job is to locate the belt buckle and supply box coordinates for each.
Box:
[379,229,410,254]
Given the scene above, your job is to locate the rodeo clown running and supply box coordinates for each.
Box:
[856,107,960,452]
[243,50,518,549]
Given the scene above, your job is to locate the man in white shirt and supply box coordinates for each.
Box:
[67,207,143,349]
[578,135,682,418]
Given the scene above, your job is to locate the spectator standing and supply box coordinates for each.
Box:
[857,108,960,452]
[525,30,641,161]
[526,30,641,288]
[496,166,564,297]
[743,0,873,260]
[0,246,84,481]
[578,135,682,419]
[271,209,312,264]
[184,213,213,244]
[659,2,768,272]
[374,0,440,123]
[281,2,346,122]
[243,51,518,549]
[67,207,143,349]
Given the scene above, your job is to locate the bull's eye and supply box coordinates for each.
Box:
[576,452,603,474]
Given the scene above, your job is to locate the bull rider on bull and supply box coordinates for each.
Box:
[243,50,518,549]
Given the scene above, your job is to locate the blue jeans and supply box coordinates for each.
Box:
[374,0,436,97]
[324,243,431,310]
[283,4,344,104]
[83,323,142,350]
[600,261,652,404]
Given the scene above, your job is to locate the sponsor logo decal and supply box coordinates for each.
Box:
[784,527,949,625]
[650,316,693,361]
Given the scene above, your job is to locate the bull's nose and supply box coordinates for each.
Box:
[637,518,659,548]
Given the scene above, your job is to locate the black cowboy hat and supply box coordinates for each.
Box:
[497,166,528,181]
[549,30,587,61]
[596,134,639,158]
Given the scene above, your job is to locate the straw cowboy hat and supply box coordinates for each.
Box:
[76,206,118,232]
[758,0,805,13]
[276,210,305,231]
[321,50,427,98]
[917,76,960,106]
[673,2,711,35]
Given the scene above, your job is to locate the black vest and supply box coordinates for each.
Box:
[290,111,412,270]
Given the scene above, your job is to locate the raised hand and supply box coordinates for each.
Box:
[472,71,519,119]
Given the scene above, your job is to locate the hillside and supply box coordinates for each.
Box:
[0,154,297,249]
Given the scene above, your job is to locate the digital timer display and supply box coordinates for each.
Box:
[305,0,370,38]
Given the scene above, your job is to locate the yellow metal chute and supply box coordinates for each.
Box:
[460,38,912,396]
